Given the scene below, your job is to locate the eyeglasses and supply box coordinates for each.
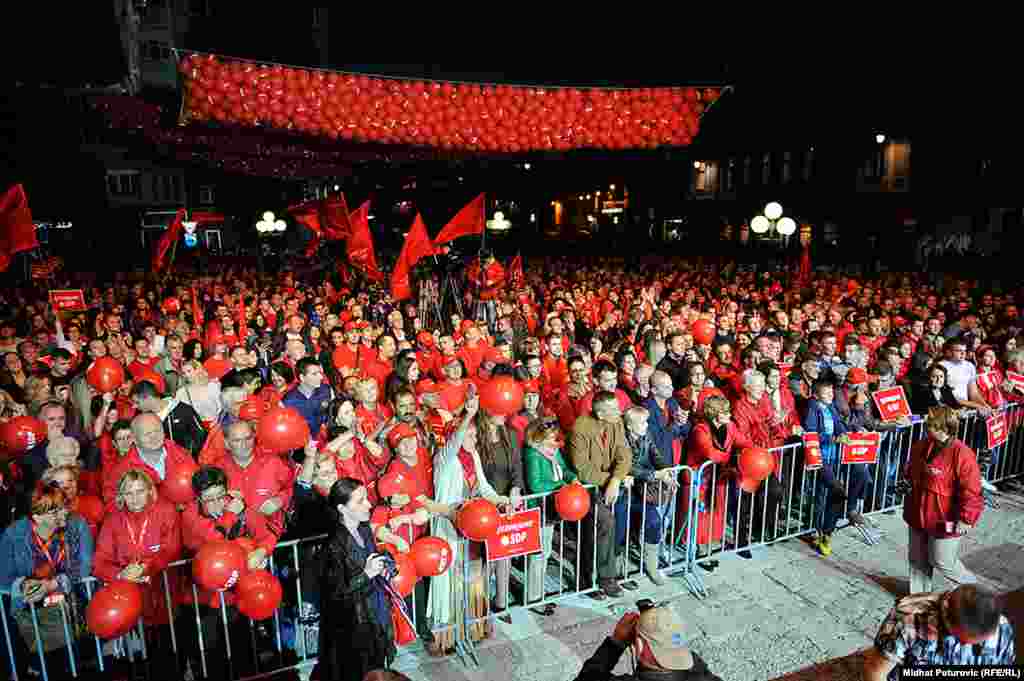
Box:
[200,492,227,505]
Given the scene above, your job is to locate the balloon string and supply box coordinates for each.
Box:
[171,48,732,92]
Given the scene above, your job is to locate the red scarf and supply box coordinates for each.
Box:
[31,523,66,579]
[457,449,478,492]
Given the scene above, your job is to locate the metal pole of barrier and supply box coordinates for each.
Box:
[28,602,47,681]
[136,615,148,662]
[84,580,103,674]
[706,465,717,557]
[191,583,207,679]
[623,484,632,582]
[218,590,232,670]
[784,449,797,535]
[592,489,598,593]
[161,571,178,659]
[290,542,306,662]
[266,554,282,655]
[58,600,76,678]
[1,594,18,681]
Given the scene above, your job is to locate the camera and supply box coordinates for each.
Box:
[372,553,399,581]
[636,599,656,613]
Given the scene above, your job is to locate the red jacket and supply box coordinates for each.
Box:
[731,396,778,450]
[903,438,984,539]
[212,453,295,543]
[686,421,755,469]
[102,441,195,513]
[93,500,182,625]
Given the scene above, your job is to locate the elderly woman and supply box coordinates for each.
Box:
[683,396,755,550]
[522,417,576,614]
[0,482,93,668]
[177,359,223,427]
[902,407,983,594]
[93,470,181,633]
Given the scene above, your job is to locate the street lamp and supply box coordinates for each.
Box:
[751,202,798,239]
[256,211,287,234]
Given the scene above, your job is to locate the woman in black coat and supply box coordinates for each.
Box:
[910,363,961,415]
[317,477,396,681]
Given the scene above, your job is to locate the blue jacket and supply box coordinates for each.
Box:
[642,396,690,468]
[803,399,849,453]
[0,515,94,610]
[282,383,334,435]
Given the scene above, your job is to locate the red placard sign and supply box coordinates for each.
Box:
[841,432,881,465]
[49,289,86,312]
[484,508,543,561]
[1006,371,1024,394]
[871,386,911,423]
[803,432,822,470]
[987,413,1008,449]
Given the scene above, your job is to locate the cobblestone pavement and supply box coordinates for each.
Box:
[383,487,1024,681]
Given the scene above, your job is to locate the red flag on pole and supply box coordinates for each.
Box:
[432,193,485,247]
[391,213,438,301]
[152,208,186,273]
[509,254,524,289]
[347,200,383,282]
[0,184,38,272]
[321,194,351,241]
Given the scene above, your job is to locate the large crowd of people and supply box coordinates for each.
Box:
[0,255,1019,679]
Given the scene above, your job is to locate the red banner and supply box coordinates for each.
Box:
[803,432,822,470]
[871,386,911,423]
[987,413,1008,449]
[49,289,86,312]
[840,432,881,465]
[484,508,543,561]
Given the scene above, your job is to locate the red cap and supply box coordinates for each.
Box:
[387,423,418,450]
[417,331,435,348]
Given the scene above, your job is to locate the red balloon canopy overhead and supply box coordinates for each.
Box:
[176,53,720,152]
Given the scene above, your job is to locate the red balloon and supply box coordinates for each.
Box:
[236,570,283,620]
[456,498,500,542]
[256,407,311,454]
[0,416,48,453]
[410,536,454,577]
[192,540,246,591]
[390,550,419,597]
[737,473,762,494]
[76,495,105,526]
[554,482,591,522]
[162,297,181,314]
[86,581,144,639]
[691,319,716,346]
[86,358,126,394]
[239,397,268,422]
[738,447,775,483]
[234,537,256,556]
[479,376,524,417]
[160,460,199,505]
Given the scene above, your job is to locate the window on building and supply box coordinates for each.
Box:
[140,40,172,62]
[106,171,140,197]
[694,162,718,194]
[761,152,772,185]
[723,158,735,192]
[170,176,182,202]
[188,0,209,16]
[782,151,792,184]
[313,7,323,26]
[742,155,752,185]
[803,148,815,182]
[199,185,215,205]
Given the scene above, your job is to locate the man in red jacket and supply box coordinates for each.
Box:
[902,406,984,594]
[102,413,196,512]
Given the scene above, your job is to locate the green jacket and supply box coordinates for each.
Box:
[524,445,577,495]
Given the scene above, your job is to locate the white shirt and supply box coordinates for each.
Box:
[138,446,167,480]
[940,360,975,402]
[176,380,223,422]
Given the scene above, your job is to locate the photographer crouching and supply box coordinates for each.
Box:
[574,600,723,680]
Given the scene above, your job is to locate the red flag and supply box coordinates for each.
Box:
[509,254,524,289]
[0,184,38,272]
[391,213,438,301]
[304,232,322,258]
[152,208,186,273]
[432,193,485,247]
[347,201,383,282]
[321,194,351,241]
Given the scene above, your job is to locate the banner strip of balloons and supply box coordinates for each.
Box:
[176,51,724,152]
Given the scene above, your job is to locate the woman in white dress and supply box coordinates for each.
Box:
[427,391,509,655]
[176,359,222,428]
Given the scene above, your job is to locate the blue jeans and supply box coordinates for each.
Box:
[614,490,664,547]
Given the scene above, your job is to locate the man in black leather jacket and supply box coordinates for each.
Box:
[130,379,207,459]
[573,604,722,681]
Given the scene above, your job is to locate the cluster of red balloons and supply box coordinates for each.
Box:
[178,54,717,151]
[191,539,283,620]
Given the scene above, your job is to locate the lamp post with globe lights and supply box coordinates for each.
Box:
[750,201,798,244]
[255,211,287,273]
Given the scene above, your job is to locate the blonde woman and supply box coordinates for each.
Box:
[177,359,223,428]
